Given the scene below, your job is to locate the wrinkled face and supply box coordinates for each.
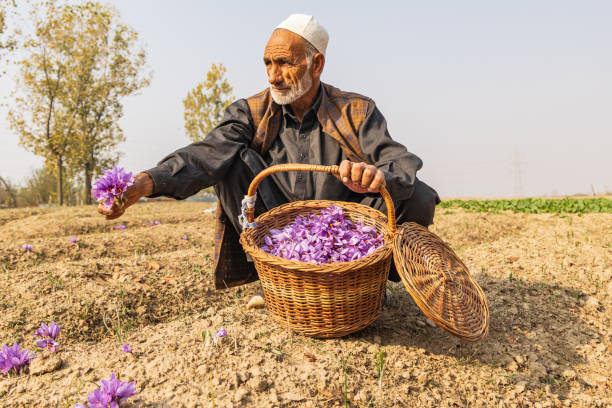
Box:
[264,29,313,105]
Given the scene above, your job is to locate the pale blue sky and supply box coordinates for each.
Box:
[1,0,611,197]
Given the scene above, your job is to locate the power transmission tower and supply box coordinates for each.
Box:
[513,146,523,197]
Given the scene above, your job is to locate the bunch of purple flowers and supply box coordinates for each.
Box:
[261,204,383,263]
[91,167,134,211]
[0,343,35,375]
[34,321,61,353]
[74,373,139,408]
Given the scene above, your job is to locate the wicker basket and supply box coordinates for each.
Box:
[240,163,490,341]
[240,164,396,338]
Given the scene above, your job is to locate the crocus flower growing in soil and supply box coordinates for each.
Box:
[35,337,59,353]
[69,237,78,243]
[122,345,132,353]
[182,235,188,240]
[260,204,383,264]
[75,373,138,408]
[34,322,61,352]
[91,166,134,211]
[114,225,126,230]
[212,328,227,346]
[0,343,35,375]
[22,244,32,251]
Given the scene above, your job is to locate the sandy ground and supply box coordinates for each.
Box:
[0,202,610,407]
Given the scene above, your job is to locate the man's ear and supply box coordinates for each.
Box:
[312,53,325,79]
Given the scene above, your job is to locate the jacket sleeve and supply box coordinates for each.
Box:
[358,100,423,201]
[143,99,254,200]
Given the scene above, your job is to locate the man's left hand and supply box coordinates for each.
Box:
[336,160,386,194]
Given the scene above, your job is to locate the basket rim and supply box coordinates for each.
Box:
[240,199,394,273]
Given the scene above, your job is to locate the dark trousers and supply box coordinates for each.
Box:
[215,150,440,282]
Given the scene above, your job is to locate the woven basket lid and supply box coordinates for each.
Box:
[393,222,490,342]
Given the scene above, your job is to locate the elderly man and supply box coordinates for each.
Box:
[99,14,440,289]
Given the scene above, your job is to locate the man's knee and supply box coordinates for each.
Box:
[395,179,440,227]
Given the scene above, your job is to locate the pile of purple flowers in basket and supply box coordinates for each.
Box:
[260,204,383,263]
[91,166,134,211]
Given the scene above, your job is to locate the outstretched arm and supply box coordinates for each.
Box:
[97,99,254,219]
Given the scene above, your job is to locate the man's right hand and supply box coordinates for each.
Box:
[97,172,154,220]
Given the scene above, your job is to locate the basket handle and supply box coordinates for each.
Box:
[243,163,396,233]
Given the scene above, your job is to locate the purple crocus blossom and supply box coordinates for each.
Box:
[214,328,227,339]
[35,337,60,353]
[22,244,32,251]
[260,204,383,264]
[122,345,132,353]
[69,237,78,243]
[114,225,126,230]
[0,343,35,375]
[34,321,61,339]
[76,373,139,408]
[34,321,61,353]
[182,235,188,240]
[91,166,134,211]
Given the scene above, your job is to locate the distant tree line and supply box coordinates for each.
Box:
[2,1,235,208]
[0,166,81,208]
[4,0,150,206]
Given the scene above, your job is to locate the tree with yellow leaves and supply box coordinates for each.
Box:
[8,1,150,205]
[183,63,234,143]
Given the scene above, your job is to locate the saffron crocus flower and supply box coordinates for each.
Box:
[91,166,134,211]
[35,337,59,353]
[76,373,139,408]
[122,345,132,353]
[214,328,227,339]
[69,237,78,243]
[212,328,227,346]
[22,244,32,251]
[34,321,61,340]
[154,220,160,225]
[182,235,188,240]
[0,343,35,375]
[34,321,61,353]
[114,225,126,230]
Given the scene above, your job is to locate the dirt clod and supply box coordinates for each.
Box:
[563,369,577,382]
[29,353,62,376]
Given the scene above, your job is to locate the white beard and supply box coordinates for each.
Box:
[270,67,313,105]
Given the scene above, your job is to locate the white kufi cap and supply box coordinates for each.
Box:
[275,14,329,56]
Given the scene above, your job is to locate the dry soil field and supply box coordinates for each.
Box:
[0,201,610,407]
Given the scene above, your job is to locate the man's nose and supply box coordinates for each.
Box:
[268,65,283,85]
